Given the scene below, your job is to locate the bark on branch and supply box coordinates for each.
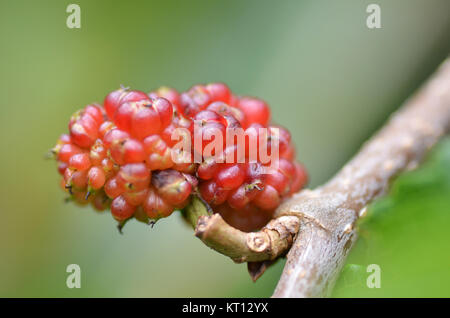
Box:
[189,57,450,296]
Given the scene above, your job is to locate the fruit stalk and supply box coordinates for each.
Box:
[184,196,299,273]
[194,212,300,264]
[183,195,212,228]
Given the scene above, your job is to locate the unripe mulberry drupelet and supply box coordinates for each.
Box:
[50,83,307,232]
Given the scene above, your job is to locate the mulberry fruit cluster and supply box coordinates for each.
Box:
[51,83,307,232]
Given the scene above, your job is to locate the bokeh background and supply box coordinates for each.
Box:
[0,0,449,297]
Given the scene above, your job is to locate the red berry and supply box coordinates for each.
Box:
[269,125,291,157]
[180,85,211,116]
[143,188,174,219]
[130,103,161,140]
[253,185,280,210]
[114,100,137,132]
[69,153,91,171]
[205,83,231,104]
[149,87,181,112]
[238,97,270,127]
[198,180,229,205]
[98,121,115,138]
[216,203,272,232]
[58,144,82,163]
[69,110,99,148]
[92,191,110,211]
[151,170,192,207]
[277,158,296,180]
[172,162,197,174]
[103,128,130,148]
[227,186,249,210]
[90,139,107,166]
[153,97,173,129]
[227,182,261,210]
[192,110,227,157]
[84,104,104,126]
[197,158,219,180]
[104,88,126,120]
[66,169,88,189]
[104,176,124,199]
[207,101,245,126]
[116,163,151,192]
[115,99,172,140]
[121,90,150,104]
[101,157,116,178]
[57,162,68,175]
[69,122,97,148]
[246,162,266,184]
[143,135,174,170]
[161,110,191,147]
[216,164,245,190]
[110,138,145,165]
[72,189,92,206]
[243,123,263,159]
[265,169,289,195]
[88,166,106,190]
[104,87,148,120]
[111,195,136,221]
[122,188,148,206]
[63,168,73,183]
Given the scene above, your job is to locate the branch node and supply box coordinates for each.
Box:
[247,232,271,253]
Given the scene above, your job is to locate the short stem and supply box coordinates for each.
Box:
[183,195,212,228]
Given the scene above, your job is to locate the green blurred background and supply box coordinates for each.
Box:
[0,0,449,297]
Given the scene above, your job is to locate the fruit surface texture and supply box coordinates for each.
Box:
[51,83,307,231]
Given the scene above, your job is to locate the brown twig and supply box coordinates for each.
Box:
[185,195,300,265]
[195,214,300,263]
